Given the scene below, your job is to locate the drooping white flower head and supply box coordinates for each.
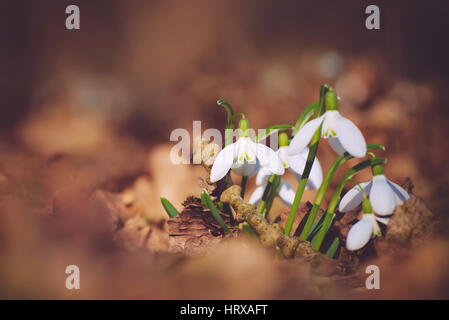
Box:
[248,132,323,206]
[277,146,323,189]
[288,91,367,158]
[210,118,285,183]
[339,165,410,216]
[346,198,386,251]
[346,214,377,251]
[248,166,296,206]
[278,132,323,189]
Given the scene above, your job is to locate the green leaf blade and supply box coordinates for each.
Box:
[160,197,180,218]
[201,190,230,233]
[325,237,340,258]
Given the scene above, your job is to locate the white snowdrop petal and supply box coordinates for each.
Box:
[346,216,373,251]
[328,136,346,156]
[278,181,296,206]
[338,182,372,212]
[210,143,236,182]
[253,142,285,175]
[308,155,323,189]
[248,186,265,205]
[322,110,341,133]
[375,215,390,225]
[287,152,307,176]
[287,148,323,189]
[288,116,324,155]
[255,166,272,186]
[278,146,290,168]
[231,162,258,177]
[236,137,256,163]
[299,147,311,159]
[386,179,410,205]
[335,116,367,158]
[370,175,397,216]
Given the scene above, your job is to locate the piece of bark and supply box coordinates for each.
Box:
[167,197,238,255]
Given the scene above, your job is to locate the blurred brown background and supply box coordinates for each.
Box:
[1,0,449,299]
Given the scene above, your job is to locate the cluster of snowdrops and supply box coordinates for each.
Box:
[164,85,410,257]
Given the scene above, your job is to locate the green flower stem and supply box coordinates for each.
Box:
[284,129,321,236]
[284,84,330,236]
[257,199,266,215]
[292,101,320,136]
[257,175,275,214]
[240,176,248,198]
[362,197,373,213]
[217,99,235,130]
[262,132,288,216]
[312,157,386,251]
[264,175,281,217]
[299,153,352,240]
[256,125,294,143]
[217,99,235,147]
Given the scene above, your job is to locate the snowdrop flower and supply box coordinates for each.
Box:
[346,198,386,251]
[289,90,367,158]
[210,118,285,183]
[338,164,410,216]
[346,214,381,251]
[248,132,323,206]
[278,134,323,190]
[249,166,296,206]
